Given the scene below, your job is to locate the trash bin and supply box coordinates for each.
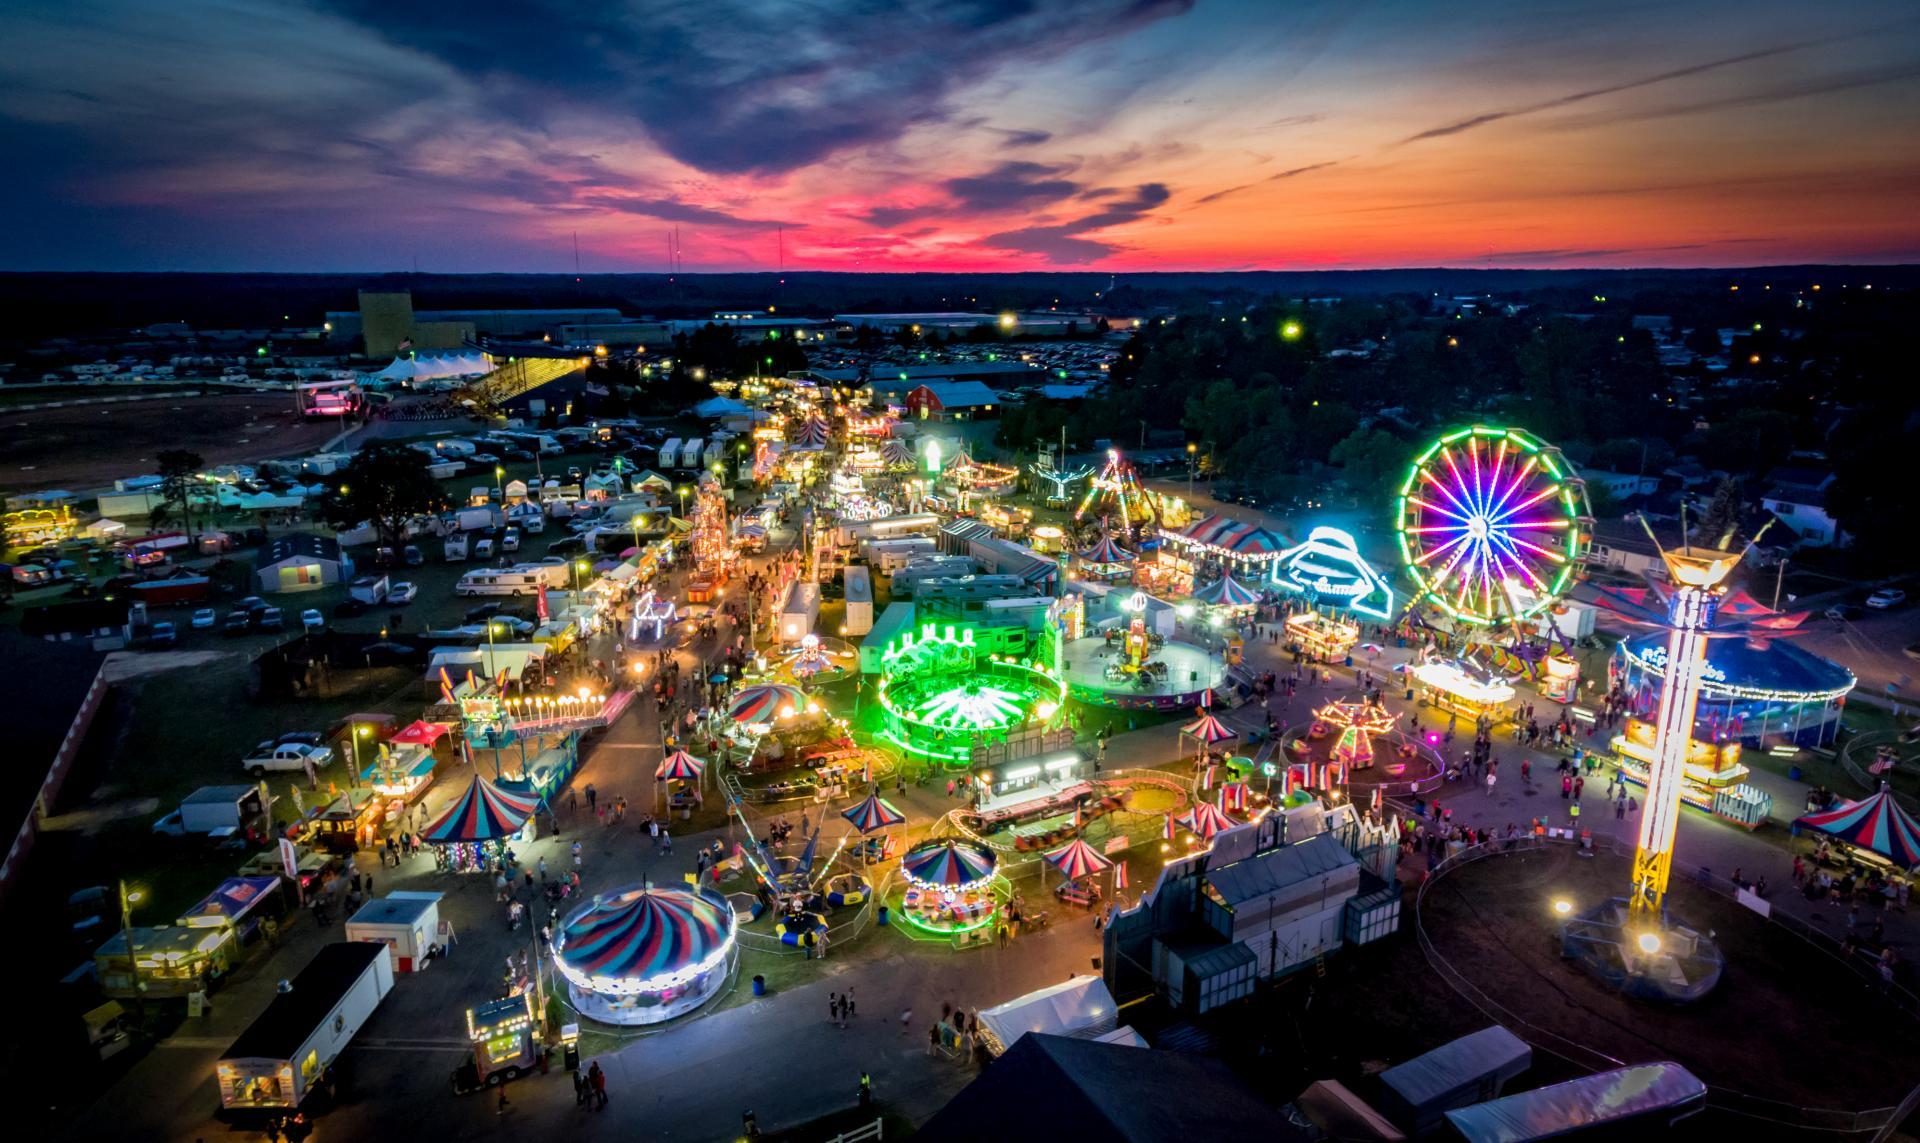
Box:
[877,905,890,927]
[752,974,766,997]
[1788,765,1803,782]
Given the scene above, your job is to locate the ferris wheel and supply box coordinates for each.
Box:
[1395,425,1589,627]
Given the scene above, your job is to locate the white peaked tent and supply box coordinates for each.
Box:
[978,975,1133,1056]
[365,351,493,383]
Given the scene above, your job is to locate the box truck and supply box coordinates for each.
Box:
[216,942,394,1117]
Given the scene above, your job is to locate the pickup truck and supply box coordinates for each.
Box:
[242,741,332,777]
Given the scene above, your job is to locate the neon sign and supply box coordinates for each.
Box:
[1271,526,1395,620]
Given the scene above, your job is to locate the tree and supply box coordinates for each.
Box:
[1328,427,1404,505]
[156,448,203,540]
[1694,476,1743,548]
[321,444,447,553]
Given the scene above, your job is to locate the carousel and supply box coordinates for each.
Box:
[422,776,541,873]
[553,885,737,1025]
[896,839,1006,944]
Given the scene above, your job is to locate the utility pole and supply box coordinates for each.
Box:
[1773,557,1788,611]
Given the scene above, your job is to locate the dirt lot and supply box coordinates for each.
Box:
[0,392,342,494]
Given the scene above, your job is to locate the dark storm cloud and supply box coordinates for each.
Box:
[984,182,1171,262]
[319,0,1193,175]
[578,194,794,231]
[943,161,1082,212]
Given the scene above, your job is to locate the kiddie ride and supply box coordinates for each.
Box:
[451,992,545,1094]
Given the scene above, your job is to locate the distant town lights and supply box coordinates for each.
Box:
[1281,320,1303,341]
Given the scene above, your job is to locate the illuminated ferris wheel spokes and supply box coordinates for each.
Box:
[1396,426,1590,626]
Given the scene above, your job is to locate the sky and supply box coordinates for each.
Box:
[2,0,1918,273]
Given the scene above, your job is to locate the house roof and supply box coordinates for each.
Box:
[1764,466,1833,490]
[916,1033,1294,1143]
[259,532,343,565]
[906,380,1003,408]
[1204,832,1358,907]
[1764,481,1830,509]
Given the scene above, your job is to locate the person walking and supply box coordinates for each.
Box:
[586,784,598,812]
[588,1060,607,1109]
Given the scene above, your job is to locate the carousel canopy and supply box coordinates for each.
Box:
[1045,838,1113,880]
[1165,514,1287,559]
[1079,536,1136,564]
[1178,800,1236,840]
[1618,631,1855,702]
[727,683,807,724]
[881,439,916,466]
[1793,789,1920,870]
[422,776,538,843]
[656,749,705,781]
[842,792,907,834]
[555,886,734,985]
[902,839,998,887]
[794,418,831,448]
[1182,712,1237,744]
[1191,574,1263,607]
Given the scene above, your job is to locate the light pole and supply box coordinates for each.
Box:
[119,881,145,997]
[352,723,371,789]
[1186,442,1197,498]
[573,559,590,594]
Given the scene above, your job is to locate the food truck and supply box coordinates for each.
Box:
[216,942,393,1118]
[453,992,542,1092]
[95,926,237,1000]
[305,789,385,855]
[178,875,286,949]
[344,891,444,973]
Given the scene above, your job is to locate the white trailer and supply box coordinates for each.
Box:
[679,437,705,468]
[777,581,821,645]
[216,942,394,1115]
[658,438,683,470]
[864,537,937,574]
[443,532,470,562]
[348,575,390,605]
[843,565,874,637]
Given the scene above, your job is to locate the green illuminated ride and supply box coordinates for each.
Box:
[875,622,1067,766]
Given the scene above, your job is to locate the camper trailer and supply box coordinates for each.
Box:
[679,438,705,469]
[843,565,874,637]
[657,438,683,470]
[215,943,394,1117]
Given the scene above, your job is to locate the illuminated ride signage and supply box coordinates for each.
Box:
[1270,526,1396,620]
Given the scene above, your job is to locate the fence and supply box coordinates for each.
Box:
[1838,730,1919,813]
[1413,834,1915,1134]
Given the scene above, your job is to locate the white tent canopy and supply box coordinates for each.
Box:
[365,351,493,383]
[978,975,1120,1055]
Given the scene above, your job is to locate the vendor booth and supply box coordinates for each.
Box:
[345,891,445,972]
[177,875,285,948]
[1792,786,1920,872]
[96,926,237,999]
[423,776,540,872]
[1287,609,1359,662]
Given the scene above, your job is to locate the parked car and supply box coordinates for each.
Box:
[221,611,252,635]
[464,602,504,623]
[501,529,521,553]
[1825,604,1864,621]
[334,598,371,618]
[242,741,331,777]
[236,595,268,614]
[275,731,325,747]
[190,607,218,630]
[387,582,418,605]
[1867,588,1908,610]
[255,607,285,631]
[147,620,178,648]
[300,608,326,631]
[402,545,424,567]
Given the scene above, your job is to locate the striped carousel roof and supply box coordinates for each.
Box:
[1177,800,1236,840]
[901,838,998,887]
[1182,712,1237,743]
[1794,789,1920,870]
[554,885,734,984]
[1191,573,1264,606]
[841,792,907,834]
[1044,837,1113,880]
[795,418,831,448]
[656,749,705,781]
[1167,514,1287,558]
[880,439,916,466]
[1080,536,1137,564]
[726,683,806,724]
[422,776,539,843]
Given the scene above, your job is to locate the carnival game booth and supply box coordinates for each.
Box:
[1411,655,1515,721]
[1607,717,1771,827]
[1154,514,1288,593]
[1612,631,1855,748]
[423,776,540,873]
[897,839,1006,948]
[553,885,738,1025]
[359,742,438,802]
[95,925,238,1000]
[1287,609,1359,663]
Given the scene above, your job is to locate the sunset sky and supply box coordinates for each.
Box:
[3,0,1918,272]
